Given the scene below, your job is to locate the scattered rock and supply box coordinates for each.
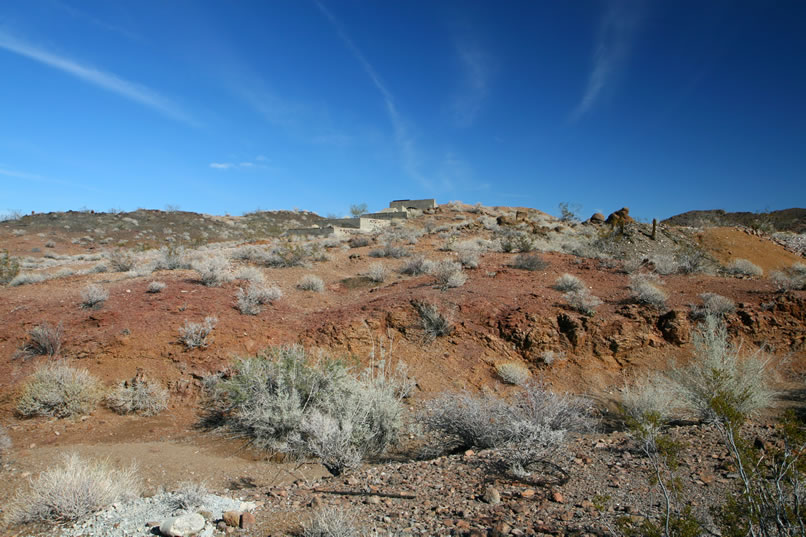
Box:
[240,511,256,529]
[159,513,206,537]
[589,213,605,224]
[222,510,241,528]
[482,486,501,505]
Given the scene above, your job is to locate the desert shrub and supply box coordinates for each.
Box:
[422,383,595,468]
[8,272,49,286]
[726,258,763,277]
[192,256,232,286]
[427,260,467,290]
[203,345,406,475]
[236,283,282,315]
[399,256,434,276]
[17,363,103,418]
[0,424,10,461]
[1,249,20,285]
[179,317,217,349]
[4,453,140,524]
[499,230,535,253]
[539,350,566,365]
[369,244,411,259]
[692,292,735,319]
[167,481,208,512]
[510,253,548,271]
[348,236,370,249]
[298,274,325,292]
[366,262,387,283]
[667,314,773,424]
[629,274,668,309]
[106,249,137,272]
[769,263,806,291]
[496,362,530,385]
[553,273,584,292]
[146,281,166,293]
[234,266,265,283]
[15,321,63,360]
[411,300,453,341]
[265,243,312,268]
[303,505,362,537]
[563,288,602,316]
[457,248,480,269]
[91,263,109,274]
[650,255,680,275]
[154,246,190,270]
[105,373,168,416]
[80,284,108,309]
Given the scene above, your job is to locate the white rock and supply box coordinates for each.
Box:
[160,513,206,536]
[239,501,257,512]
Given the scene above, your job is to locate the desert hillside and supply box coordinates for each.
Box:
[1,201,804,537]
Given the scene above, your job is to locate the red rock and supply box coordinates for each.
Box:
[551,491,564,503]
[240,512,255,529]
[222,511,241,527]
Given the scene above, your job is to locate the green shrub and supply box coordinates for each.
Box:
[0,249,20,285]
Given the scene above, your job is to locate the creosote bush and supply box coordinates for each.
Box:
[691,292,735,319]
[496,362,530,385]
[553,273,584,292]
[510,253,548,272]
[15,321,63,360]
[192,256,232,287]
[203,345,408,475]
[303,505,362,537]
[154,245,190,270]
[411,300,453,341]
[348,236,371,249]
[400,255,434,276]
[629,274,667,309]
[179,317,217,349]
[726,258,763,277]
[1,249,20,285]
[80,284,108,309]
[366,262,387,283]
[17,363,103,418]
[369,244,411,259]
[298,274,325,292]
[106,249,137,272]
[4,453,141,524]
[105,373,168,416]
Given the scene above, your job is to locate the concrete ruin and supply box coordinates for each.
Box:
[389,199,436,211]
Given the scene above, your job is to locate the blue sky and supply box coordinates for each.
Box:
[1,1,804,221]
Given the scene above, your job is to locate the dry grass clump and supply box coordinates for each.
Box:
[15,321,63,360]
[412,300,453,341]
[192,256,233,286]
[692,292,736,319]
[236,283,282,315]
[726,258,763,277]
[428,260,467,290]
[369,244,411,259]
[553,273,584,292]
[1,249,20,285]
[366,262,388,283]
[80,284,108,309]
[769,262,806,291]
[400,255,434,276]
[167,481,209,512]
[298,274,325,292]
[539,350,566,365]
[0,424,11,461]
[496,362,531,385]
[4,453,141,524]
[510,253,548,271]
[348,236,371,249]
[457,248,480,269]
[179,317,217,349]
[629,274,668,309]
[154,245,190,270]
[105,373,168,416]
[17,363,103,418]
[146,281,166,293]
[303,505,362,537]
[563,288,602,316]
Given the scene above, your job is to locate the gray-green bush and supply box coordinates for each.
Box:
[105,374,168,416]
[17,363,103,418]
[203,345,407,475]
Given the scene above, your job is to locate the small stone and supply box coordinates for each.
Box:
[216,521,227,532]
[366,495,381,505]
[199,510,213,521]
[159,513,206,537]
[492,521,512,536]
[520,489,535,498]
[456,520,471,530]
[483,486,501,505]
[240,512,256,529]
[310,496,323,509]
[145,521,160,527]
[222,510,241,527]
[551,491,564,504]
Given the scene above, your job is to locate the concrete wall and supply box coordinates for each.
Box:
[389,199,436,210]
[324,218,361,229]
[359,218,393,232]
[363,211,408,221]
[286,227,337,237]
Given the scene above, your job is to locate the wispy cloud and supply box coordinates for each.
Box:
[314,1,429,188]
[451,39,492,127]
[571,1,645,121]
[0,167,42,180]
[0,166,98,192]
[0,31,197,126]
[209,163,234,170]
[209,160,265,170]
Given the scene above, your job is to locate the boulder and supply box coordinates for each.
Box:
[657,310,690,345]
[589,212,605,224]
[159,513,206,537]
[606,207,634,225]
[222,510,242,527]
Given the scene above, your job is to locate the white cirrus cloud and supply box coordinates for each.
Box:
[209,163,234,170]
